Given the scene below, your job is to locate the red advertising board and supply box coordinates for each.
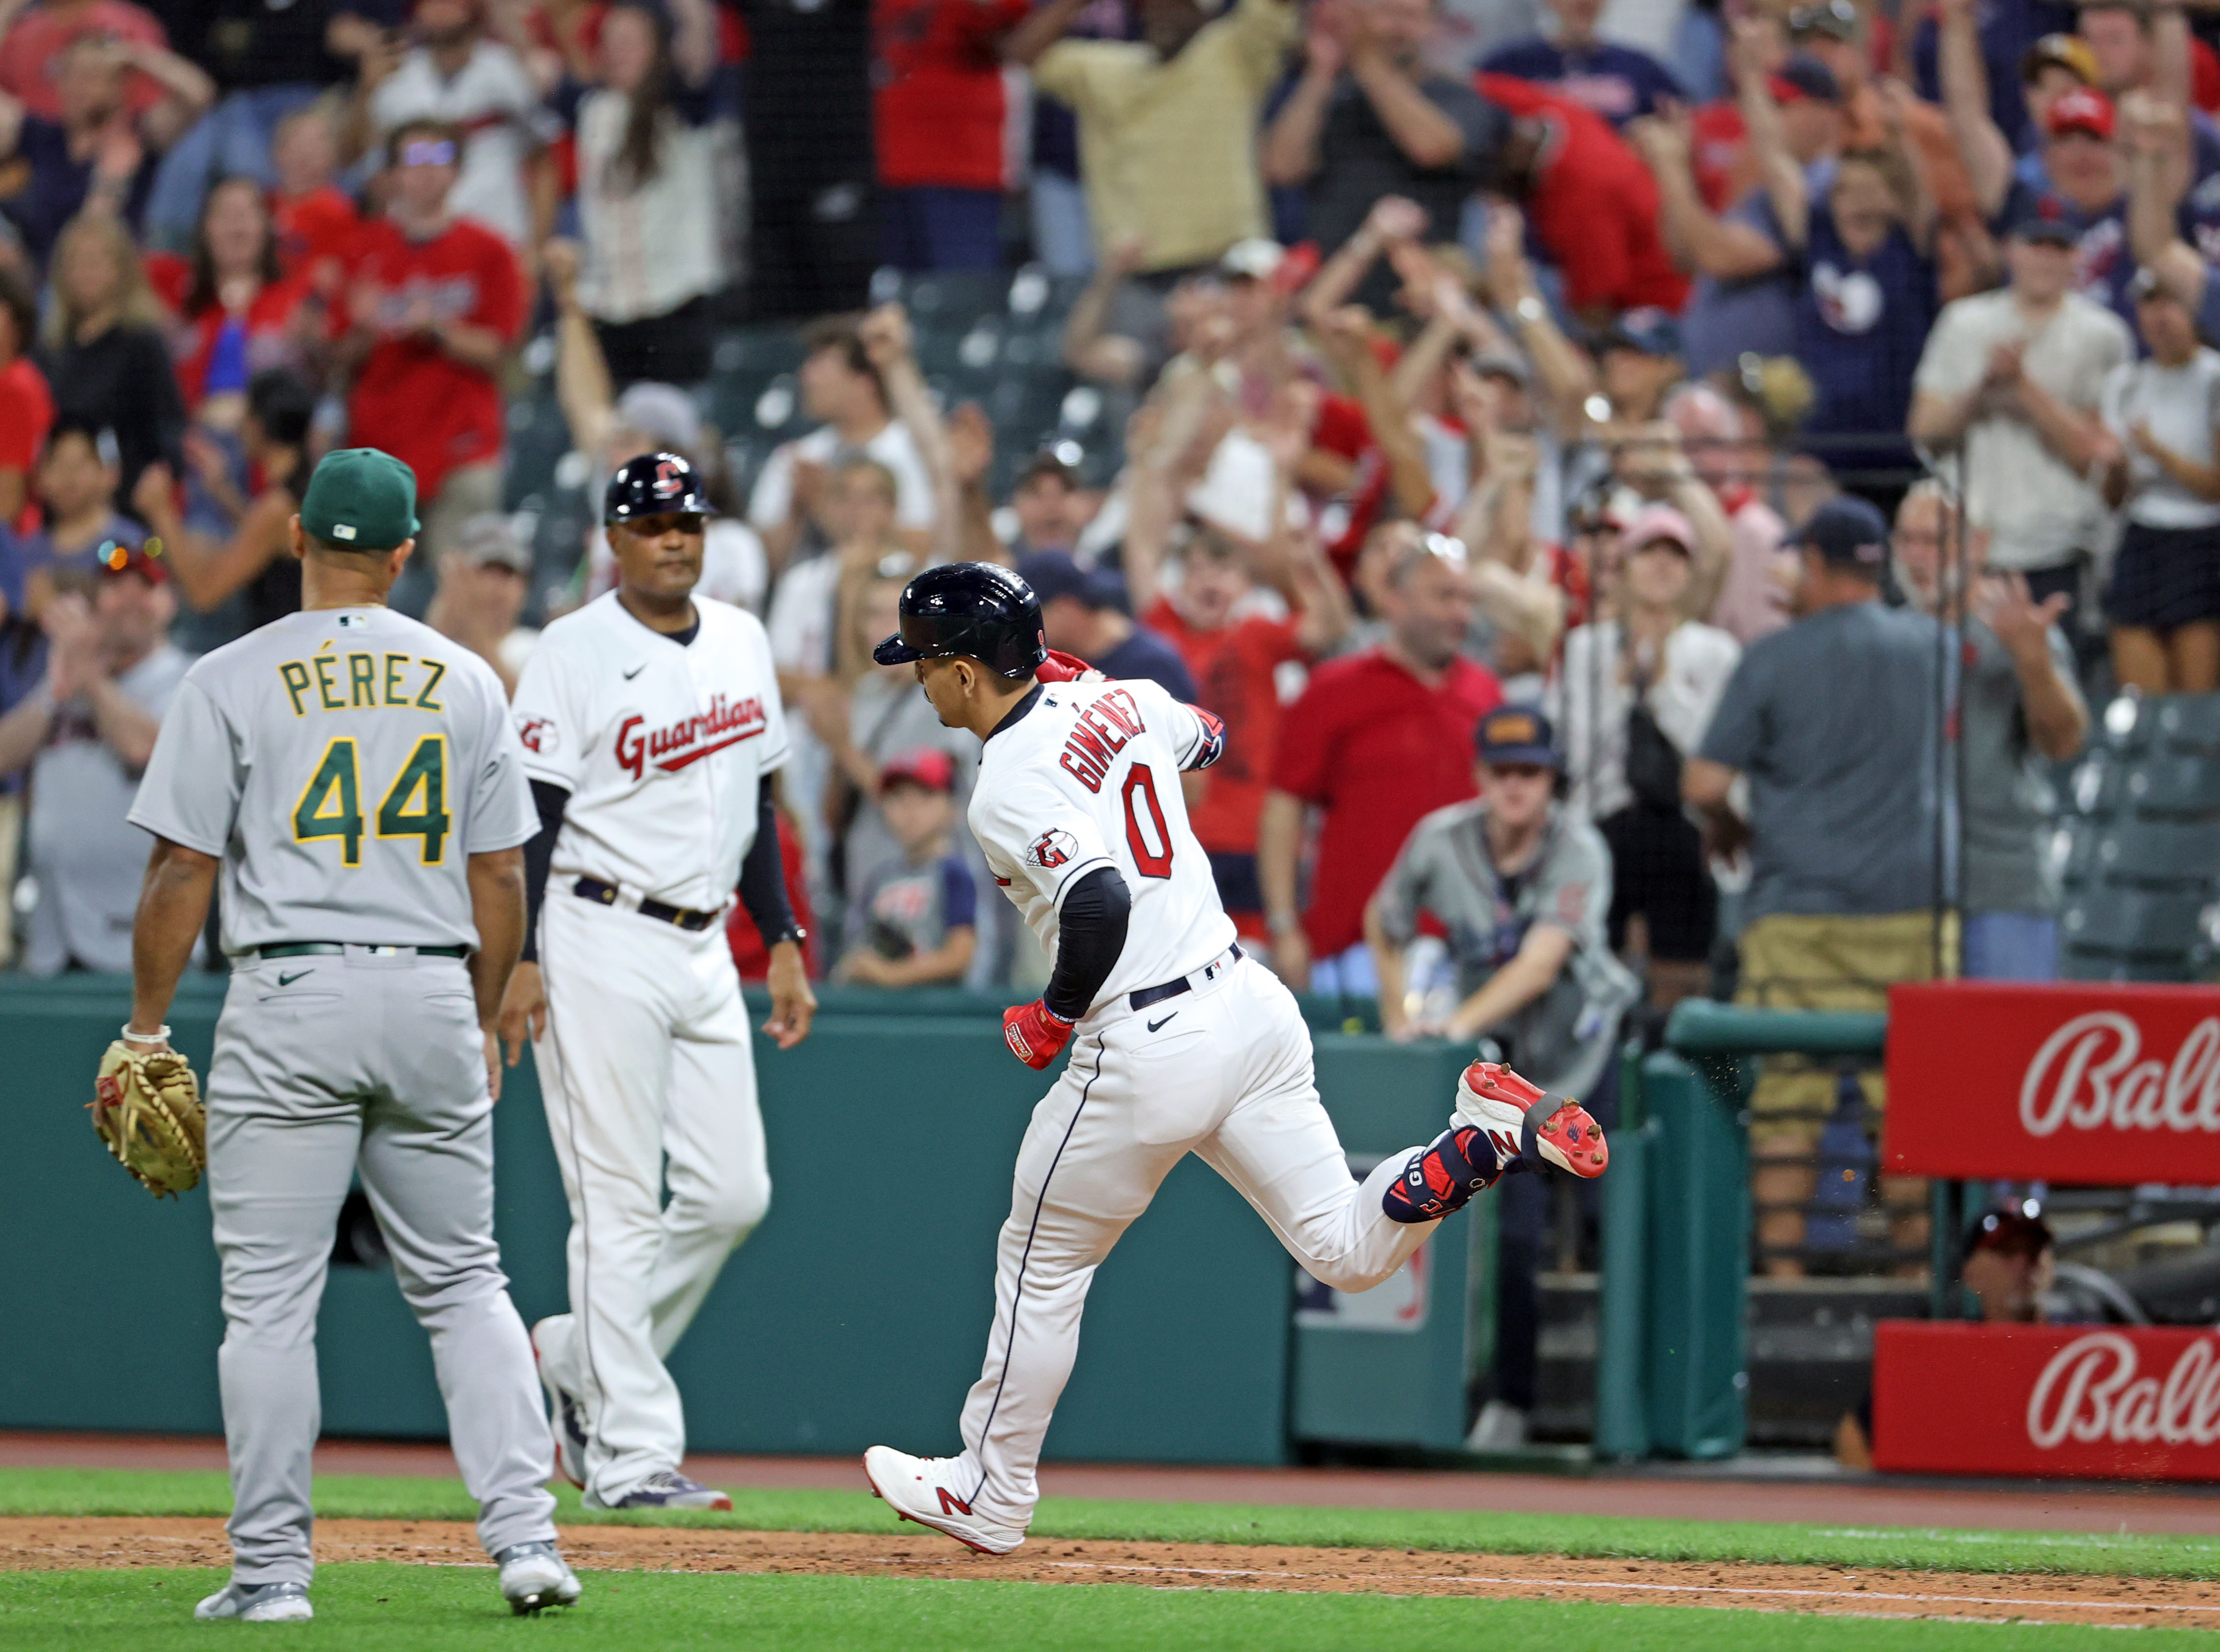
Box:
[1884,982,2220,1184]
[1874,1322,2220,1481]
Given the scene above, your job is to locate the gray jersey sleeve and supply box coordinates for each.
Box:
[460,662,536,854]
[128,677,240,854]
[1531,822,1612,948]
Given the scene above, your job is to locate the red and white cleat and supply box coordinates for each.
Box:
[862,1446,1025,1555]
[1452,1061,1609,1180]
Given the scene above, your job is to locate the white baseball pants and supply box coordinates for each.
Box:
[531,889,771,1505]
[950,953,1440,1532]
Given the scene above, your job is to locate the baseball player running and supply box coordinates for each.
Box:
[502,452,815,1511]
[124,449,579,1622]
[860,564,1608,1553]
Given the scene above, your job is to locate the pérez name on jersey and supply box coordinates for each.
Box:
[613,693,768,781]
[1055,687,1149,794]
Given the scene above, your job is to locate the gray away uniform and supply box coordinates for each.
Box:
[128,605,555,1588]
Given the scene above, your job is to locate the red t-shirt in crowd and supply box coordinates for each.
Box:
[873,0,1027,190]
[271,184,361,297]
[0,0,167,120]
[1269,648,1503,957]
[1145,597,1306,859]
[0,353,51,535]
[344,216,524,502]
[1475,72,1689,317]
[1308,390,1391,583]
[145,256,314,411]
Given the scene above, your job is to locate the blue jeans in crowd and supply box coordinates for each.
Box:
[879,186,1004,273]
[1963,911,2060,982]
[1027,170,1093,277]
[145,85,324,252]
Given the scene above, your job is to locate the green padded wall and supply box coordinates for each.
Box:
[0,978,1445,1466]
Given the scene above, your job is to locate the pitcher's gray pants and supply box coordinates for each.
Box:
[206,949,557,1586]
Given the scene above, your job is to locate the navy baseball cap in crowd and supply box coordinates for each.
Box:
[1787,496,1890,570]
[2010,210,2078,247]
[1594,307,1682,359]
[1769,52,1841,105]
[1016,549,1122,610]
[1475,704,1561,769]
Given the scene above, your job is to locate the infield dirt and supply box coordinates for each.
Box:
[0,1516,2209,1630]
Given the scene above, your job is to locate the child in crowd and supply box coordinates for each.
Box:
[835,748,978,989]
[18,423,145,617]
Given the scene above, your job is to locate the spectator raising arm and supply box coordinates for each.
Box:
[858,304,963,565]
[1297,195,1428,331]
[1340,0,1467,167]
[1060,237,1151,386]
[115,37,215,151]
[130,462,291,616]
[2125,93,2207,314]
[1260,3,1344,186]
[544,239,620,459]
[1935,0,2011,219]
[1003,0,1092,68]
[1311,305,1433,521]
[1629,106,1788,281]
[1483,205,1598,444]
[1972,570,2088,761]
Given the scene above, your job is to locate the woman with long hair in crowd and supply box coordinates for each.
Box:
[37,211,186,502]
[155,175,317,426]
[567,0,724,385]
[1554,504,1742,1012]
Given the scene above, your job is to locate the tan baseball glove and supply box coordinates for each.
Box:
[92,1042,206,1199]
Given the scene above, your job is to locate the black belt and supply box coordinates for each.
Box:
[573,876,721,932]
[259,942,468,959]
[1129,943,1242,1013]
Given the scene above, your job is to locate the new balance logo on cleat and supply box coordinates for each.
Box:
[936,1488,973,1517]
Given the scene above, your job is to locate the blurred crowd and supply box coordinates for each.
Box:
[0,0,2217,1418]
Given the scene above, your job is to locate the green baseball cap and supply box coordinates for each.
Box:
[300,448,421,551]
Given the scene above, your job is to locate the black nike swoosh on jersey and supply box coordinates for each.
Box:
[623,663,646,680]
[278,969,314,987]
[1147,1013,1179,1033]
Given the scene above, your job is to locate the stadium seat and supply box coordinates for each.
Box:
[2095,693,2154,757]
[2127,753,2220,816]
[2152,692,2220,756]
[2067,753,2125,820]
[2091,817,2220,889]
[2058,888,2207,958]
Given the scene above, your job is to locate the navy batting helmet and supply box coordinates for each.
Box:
[872,561,1047,681]
[605,450,710,527]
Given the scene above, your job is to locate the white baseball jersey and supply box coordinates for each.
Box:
[509,592,789,911]
[972,676,1232,1018]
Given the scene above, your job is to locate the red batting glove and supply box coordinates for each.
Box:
[1002,1000,1075,1069]
[1036,649,1104,684]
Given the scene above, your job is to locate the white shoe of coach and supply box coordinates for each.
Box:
[863,1446,1026,1554]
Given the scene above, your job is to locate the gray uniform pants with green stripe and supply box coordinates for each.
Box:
[207,948,557,1585]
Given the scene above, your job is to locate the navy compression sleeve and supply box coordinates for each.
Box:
[737,790,798,943]
[1043,865,1131,1021]
[518,779,569,964]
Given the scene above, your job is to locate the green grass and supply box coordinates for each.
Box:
[0,1467,2216,1582]
[0,1565,2195,1652]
